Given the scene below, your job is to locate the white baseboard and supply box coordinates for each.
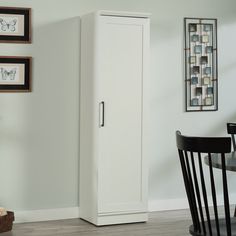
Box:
[148,198,189,212]
[14,195,236,223]
[148,194,236,212]
[15,207,79,223]
[14,199,188,223]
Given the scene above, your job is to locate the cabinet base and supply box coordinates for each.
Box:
[80,212,148,226]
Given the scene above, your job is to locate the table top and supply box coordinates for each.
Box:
[204,152,236,172]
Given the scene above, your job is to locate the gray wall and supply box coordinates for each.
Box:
[0,0,236,211]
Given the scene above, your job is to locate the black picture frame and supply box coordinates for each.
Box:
[0,56,32,92]
[0,7,31,43]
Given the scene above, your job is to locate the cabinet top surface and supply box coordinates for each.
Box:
[83,10,151,18]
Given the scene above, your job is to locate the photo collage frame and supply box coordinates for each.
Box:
[184,18,218,111]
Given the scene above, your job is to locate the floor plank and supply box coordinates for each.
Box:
[1,209,192,236]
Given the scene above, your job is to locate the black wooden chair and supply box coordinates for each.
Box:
[227,123,236,217]
[227,123,236,152]
[176,130,236,236]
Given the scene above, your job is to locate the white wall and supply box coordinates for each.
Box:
[0,0,236,216]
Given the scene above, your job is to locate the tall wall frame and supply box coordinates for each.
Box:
[184,18,218,112]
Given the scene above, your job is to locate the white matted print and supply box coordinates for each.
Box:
[0,14,24,36]
[0,56,31,91]
[0,7,31,43]
[0,63,25,84]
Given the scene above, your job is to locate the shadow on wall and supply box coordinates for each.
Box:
[0,17,81,210]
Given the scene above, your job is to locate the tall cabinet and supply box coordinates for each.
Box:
[79,11,150,226]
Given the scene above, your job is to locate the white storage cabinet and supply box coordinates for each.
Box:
[79,10,150,226]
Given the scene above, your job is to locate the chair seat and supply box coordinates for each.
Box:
[189,218,236,236]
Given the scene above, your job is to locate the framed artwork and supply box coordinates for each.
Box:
[202,77,211,85]
[201,35,209,43]
[0,56,32,91]
[191,34,199,42]
[191,98,199,106]
[189,24,197,32]
[194,45,202,54]
[201,56,208,64]
[184,17,218,112]
[0,7,31,43]
[205,97,213,106]
[204,67,211,75]
[206,46,213,53]
[191,77,198,85]
[189,56,196,64]
[192,66,200,74]
[196,87,202,96]
[207,87,214,95]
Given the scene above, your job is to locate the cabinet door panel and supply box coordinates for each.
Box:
[97,16,147,213]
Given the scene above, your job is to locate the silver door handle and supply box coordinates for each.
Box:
[99,101,105,127]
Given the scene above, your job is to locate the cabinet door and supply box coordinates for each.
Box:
[97,16,149,214]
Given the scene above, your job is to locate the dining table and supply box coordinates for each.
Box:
[204,151,236,171]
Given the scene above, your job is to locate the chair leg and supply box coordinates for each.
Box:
[234,206,236,217]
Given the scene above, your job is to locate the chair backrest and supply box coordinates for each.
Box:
[176,131,232,236]
[227,123,236,151]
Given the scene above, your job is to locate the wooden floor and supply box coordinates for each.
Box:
[1,209,192,236]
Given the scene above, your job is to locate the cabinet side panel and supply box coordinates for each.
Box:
[79,13,98,224]
[141,18,150,211]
